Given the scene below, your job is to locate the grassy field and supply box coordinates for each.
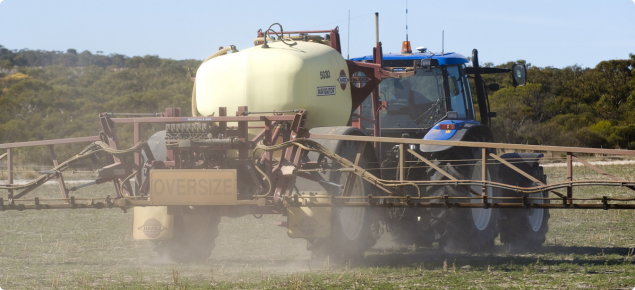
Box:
[1,164,635,289]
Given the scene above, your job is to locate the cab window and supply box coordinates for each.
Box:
[378,67,446,129]
[445,65,469,119]
[358,64,474,130]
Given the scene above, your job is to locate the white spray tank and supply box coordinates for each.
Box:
[194,40,352,129]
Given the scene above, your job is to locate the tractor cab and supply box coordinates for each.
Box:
[351,44,526,143]
[352,51,475,139]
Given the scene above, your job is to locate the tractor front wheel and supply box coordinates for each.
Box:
[428,149,500,253]
[499,166,550,251]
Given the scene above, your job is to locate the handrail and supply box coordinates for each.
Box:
[0,136,101,150]
[307,134,635,156]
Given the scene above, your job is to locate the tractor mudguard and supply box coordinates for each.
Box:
[419,124,494,153]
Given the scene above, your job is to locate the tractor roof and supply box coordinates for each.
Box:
[350,52,469,66]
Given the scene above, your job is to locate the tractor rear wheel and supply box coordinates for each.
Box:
[499,166,550,251]
[427,148,500,253]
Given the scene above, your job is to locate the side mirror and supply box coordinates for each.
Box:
[487,83,500,91]
[512,64,527,86]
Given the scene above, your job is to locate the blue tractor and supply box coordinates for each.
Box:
[350,43,549,252]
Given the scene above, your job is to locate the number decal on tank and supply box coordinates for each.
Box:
[320,70,331,79]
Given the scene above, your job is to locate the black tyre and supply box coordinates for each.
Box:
[154,211,221,263]
[498,156,550,251]
[427,148,500,253]
[299,127,379,264]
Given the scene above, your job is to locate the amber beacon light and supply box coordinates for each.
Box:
[401,41,412,54]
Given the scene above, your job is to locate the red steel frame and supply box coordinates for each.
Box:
[100,106,308,202]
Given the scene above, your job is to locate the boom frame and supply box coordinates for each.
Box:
[1,108,634,212]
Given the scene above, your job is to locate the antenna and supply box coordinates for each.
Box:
[347,10,350,60]
[406,0,408,42]
[400,1,412,54]
[442,30,444,56]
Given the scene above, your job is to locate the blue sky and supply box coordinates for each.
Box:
[0,0,633,68]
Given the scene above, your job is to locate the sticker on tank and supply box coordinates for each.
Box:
[338,70,348,90]
[317,86,336,96]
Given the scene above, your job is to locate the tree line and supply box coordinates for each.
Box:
[0,45,199,165]
[481,54,635,150]
[0,45,129,69]
[0,45,633,165]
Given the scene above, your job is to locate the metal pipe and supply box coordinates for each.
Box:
[283,202,635,210]
[482,147,487,196]
[347,10,350,60]
[69,181,97,191]
[471,49,488,126]
[399,144,405,181]
[106,113,162,117]
[375,12,379,48]
[567,152,573,203]
[192,138,243,146]
[241,110,300,115]
[308,133,635,156]
[108,115,297,124]
[318,179,343,189]
[260,29,335,35]
[4,200,635,211]
[134,122,141,195]
[48,145,69,201]
[0,136,101,150]
[7,148,12,197]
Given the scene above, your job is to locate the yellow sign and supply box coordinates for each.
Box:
[149,169,237,205]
